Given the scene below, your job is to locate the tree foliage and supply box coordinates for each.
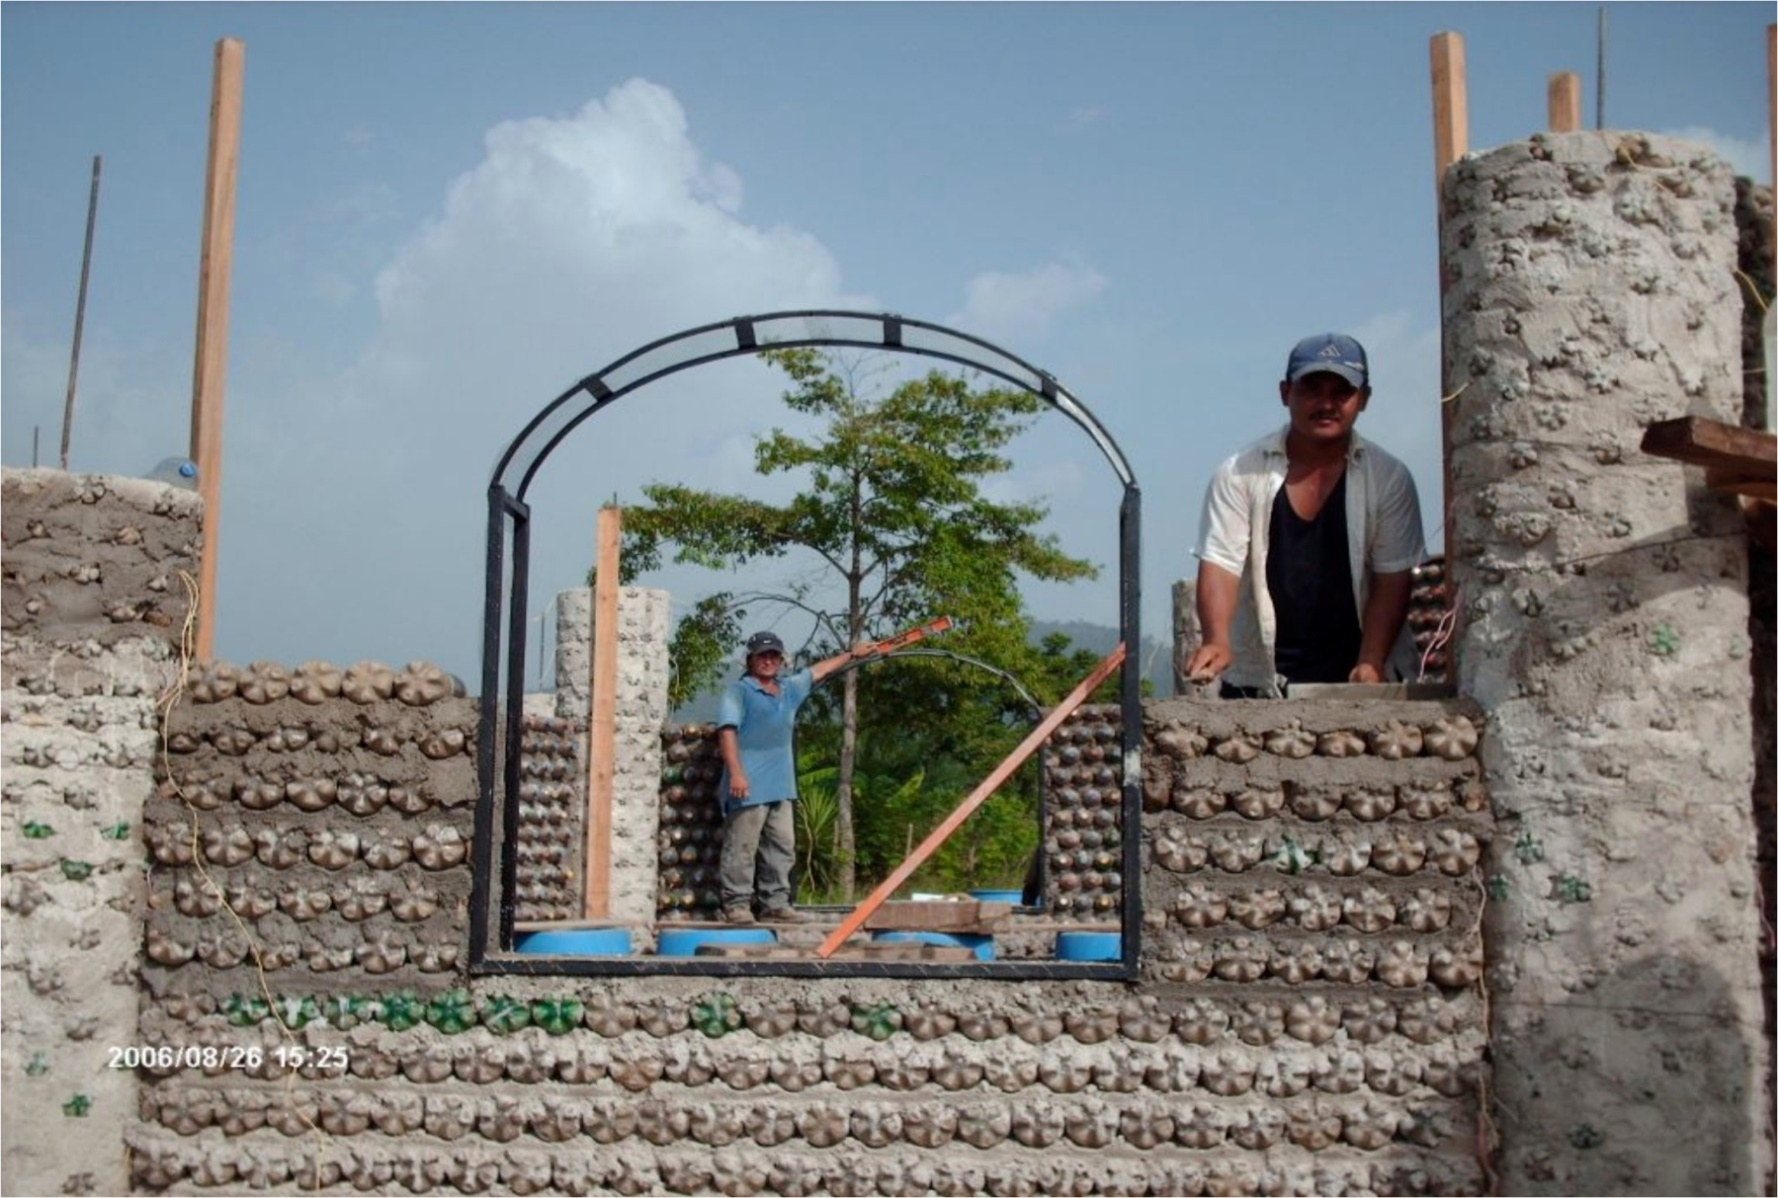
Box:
[620,347,1099,896]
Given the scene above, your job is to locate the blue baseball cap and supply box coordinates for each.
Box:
[744,631,786,657]
[1285,333,1369,389]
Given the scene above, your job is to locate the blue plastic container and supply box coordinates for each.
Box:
[870,930,995,961]
[514,927,633,955]
[1055,931,1122,962]
[657,927,777,957]
[967,888,1024,904]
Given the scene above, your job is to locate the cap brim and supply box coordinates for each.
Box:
[1288,363,1367,388]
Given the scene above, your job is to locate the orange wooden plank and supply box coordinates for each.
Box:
[1430,33,1468,211]
[1430,31,1468,681]
[583,506,620,919]
[815,642,1126,959]
[189,38,245,661]
[1547,72,1582,132]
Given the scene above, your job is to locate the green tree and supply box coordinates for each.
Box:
[620,348,1097,897]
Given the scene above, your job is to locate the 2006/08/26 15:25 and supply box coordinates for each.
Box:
[107,1044,350,1070]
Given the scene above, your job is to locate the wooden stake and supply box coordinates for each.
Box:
[1430,31,1468,677]
[189,38,244,661]
[583,506,621,919]
[1547,72,1582,133]
[60,155,102,471]
[815,642,1126,959]
[1430,33,1469,211]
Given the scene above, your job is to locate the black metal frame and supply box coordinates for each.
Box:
[472,310,1141,979]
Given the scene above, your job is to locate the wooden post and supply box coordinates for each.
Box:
[583,506,621,919]
[1430,33,1468,212]
[816,643,1126,959]
[1547,72,1582,133]
[1171,579,1203,695]
[189,38,244,661]
[1430,31,1468,677]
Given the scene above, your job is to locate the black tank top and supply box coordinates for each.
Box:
[1266,472,1363,685]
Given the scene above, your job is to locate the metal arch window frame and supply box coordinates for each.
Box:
[471,310,1143,979]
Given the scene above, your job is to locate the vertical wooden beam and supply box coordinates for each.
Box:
[1768,25,1775,269]
[1430,32,1468,675]
[189,38,244,661]
[1430,33,1469,212]
[583,506,621,919]
[1547,72,1583,133]
[816,643,1126,959]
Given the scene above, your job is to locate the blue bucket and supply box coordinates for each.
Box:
[657,927,777,957]
[870,930,995,961]
[514,927,633,956]
[1055,931,1121,962]
[967,888,1024,904]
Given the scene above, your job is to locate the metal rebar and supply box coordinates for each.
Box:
[59,155,102,470]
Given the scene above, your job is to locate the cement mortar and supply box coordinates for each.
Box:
[1443,132,1767,1195]
[2,468,200,1197]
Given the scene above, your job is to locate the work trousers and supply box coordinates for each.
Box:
[719,799,796,913]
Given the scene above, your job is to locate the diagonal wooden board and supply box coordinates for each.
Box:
[816,642,1126,959]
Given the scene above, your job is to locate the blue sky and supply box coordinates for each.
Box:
[3,3,1770,687]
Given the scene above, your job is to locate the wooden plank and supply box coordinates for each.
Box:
[816,643,1126,958]
[583,506,621,919]
[1640,416,1777,471]
[1706,469,1777,502]
[189,38,245,662]
[1430,31,1468,682]
[863,900,1012,933]
[1547,72,1582,132]
[1430,33,1468,211]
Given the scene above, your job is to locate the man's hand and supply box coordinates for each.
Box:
[1186,642,1233,685]
[727,769,750,801]
[1348,661,1384,684]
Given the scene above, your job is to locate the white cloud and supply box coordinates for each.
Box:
[1060,105,1107,132]
[217,78,873,675]
[1663,125,1771,184]
[951,261,1107,344]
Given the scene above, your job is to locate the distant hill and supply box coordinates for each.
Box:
[669,619,1171,723]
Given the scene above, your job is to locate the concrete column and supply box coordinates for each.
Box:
[1,470,200,1196]
[1443,133,1766,1194]
[555,586,670,931]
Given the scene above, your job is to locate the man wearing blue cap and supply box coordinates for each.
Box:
[716,631,858,923]
[1185,333,1425,698]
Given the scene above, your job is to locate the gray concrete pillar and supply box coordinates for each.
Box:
[554,586,670,931]
[1,470,199,1196]
[1443,133,1767,1194]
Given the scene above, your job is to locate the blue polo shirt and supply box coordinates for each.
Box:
[716,668,814,813]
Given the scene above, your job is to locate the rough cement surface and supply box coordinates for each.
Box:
[513,717,581,922]
[127,970,1488,1196]
[1443,132,1767,1195]
[147,666,478,998]
[123,694,1493,1196]
[1,468,200,1197]
[555,586,669,930]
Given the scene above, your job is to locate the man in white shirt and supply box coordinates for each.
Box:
[1186,333,1425,698]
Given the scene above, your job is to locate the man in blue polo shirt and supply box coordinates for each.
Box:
[717,631,858,924]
